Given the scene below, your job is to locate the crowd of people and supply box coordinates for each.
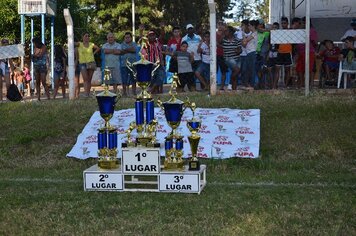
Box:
[0,17,355,102]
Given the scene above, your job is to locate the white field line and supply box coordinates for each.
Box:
[1,178,356,189]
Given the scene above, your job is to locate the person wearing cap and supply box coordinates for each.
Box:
[341,18,356,47]
[182,24,202,91]
[0,39,14,102]
[102,32,122,94]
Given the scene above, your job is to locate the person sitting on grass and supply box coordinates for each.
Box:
[195,31,210,91]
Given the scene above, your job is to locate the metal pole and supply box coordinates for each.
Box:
[305,0,310,96]
[31,17,34,89]
[20,15,25,69]
[41,14,45,44]
[208,0,217,96]
[51,16,54,89]
[64,9,75,99]
[132,0,135,42]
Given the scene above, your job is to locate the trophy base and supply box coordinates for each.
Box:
[136,137,154,146]
[98,159,120,170]
[164,160,184,171]
[188,160,200,171]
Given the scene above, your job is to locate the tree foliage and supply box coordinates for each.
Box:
[0,0,244,45]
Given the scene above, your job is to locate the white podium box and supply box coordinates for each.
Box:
[83,165,123,191]
[159,165,207,194]
[83,147,207,194]
[122,147,160,174]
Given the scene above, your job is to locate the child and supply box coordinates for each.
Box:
[318,40,340,82]
[14,67,24,96]
[23,63,32,96]
[53,45,67,99]
[338,36,356,87]
[173,41,194,92]
[195,31,210,90]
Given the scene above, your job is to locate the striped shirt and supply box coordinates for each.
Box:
[222,38,241,60]
[147,40,164,63]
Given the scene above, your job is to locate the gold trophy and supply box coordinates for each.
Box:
[187,103,201,170]
[124,38,159,146]
[96,68,120,169]
[158,74,192,170]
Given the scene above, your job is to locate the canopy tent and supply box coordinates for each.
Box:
[269,0,355,41]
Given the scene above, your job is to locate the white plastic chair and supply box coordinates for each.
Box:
[337,60,356,89]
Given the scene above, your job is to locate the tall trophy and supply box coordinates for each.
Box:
[157,74,192,170]
[125,37,160,147]
[96,68,120,169]
[187,103,201,170]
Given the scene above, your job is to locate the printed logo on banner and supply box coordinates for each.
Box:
[215,115,233,123]
[187,145,208,158]
[213,135,232,145]
[118,111,134,118]
[212,146,225,158]
[117,127,126,134]
[83,135,97,145]
[234,146,255,158]
[156,124,168,134]
[196,109,215,116]
[198,124,211,134]
[235,127,255,135]
[214,123,226,132]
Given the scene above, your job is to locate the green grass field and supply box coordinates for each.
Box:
[0,91,355,235]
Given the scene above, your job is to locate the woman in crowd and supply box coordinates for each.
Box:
[32,37,50,101]
[76,33,100,97]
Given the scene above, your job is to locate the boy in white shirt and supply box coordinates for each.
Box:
[195,31,210,90]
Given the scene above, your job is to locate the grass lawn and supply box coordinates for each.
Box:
[0,91,355,235]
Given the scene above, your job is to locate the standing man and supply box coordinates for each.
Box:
[102,32,121,93]
[182,24,202,91]
[276,17,293,88]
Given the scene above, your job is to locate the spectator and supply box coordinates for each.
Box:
[182,24,202,91]
[239,20,251,90]
[266,22,280,89]
[0,39,14,101]
[167,26,182,74]
[145,30,166,94]
[102,32,122,94]
[216,20,228,91]
[339,36,356,70]
[76,33,100,97]
[174,41,194,92]
[195,31,210,90]
[32,37,50,101]
[120,32,137,96]
[74,47,81,98]
[341,18,356,47]
[222,26,242,90]
[14,66,24,96]
[23,63,32,97]
[295,17,318,89]
[256,19,270,89]
[242,20,258,89]
[318,40,340,83]
[53,45,67,99]
[276,16,293,88]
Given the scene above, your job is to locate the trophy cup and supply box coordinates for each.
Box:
[96,68,120,169]
[187,103,201,170]
[158,74,191,170]
[124,38,160,146]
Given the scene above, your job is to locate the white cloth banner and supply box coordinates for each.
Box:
[66,108,260,159]
[0,44,25,60]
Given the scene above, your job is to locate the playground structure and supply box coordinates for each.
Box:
[18,0,57,87]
